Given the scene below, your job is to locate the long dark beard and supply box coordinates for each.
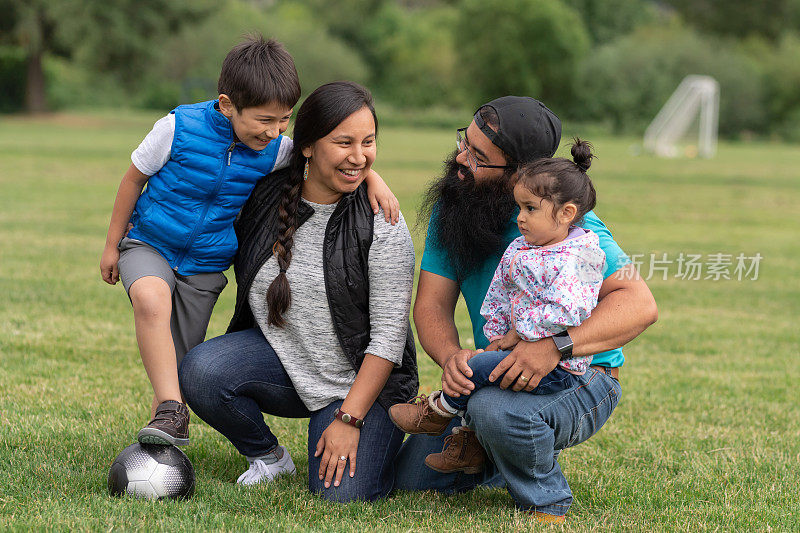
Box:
[418,152,517,280]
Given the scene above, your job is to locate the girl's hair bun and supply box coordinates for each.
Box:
[571,138,594,172]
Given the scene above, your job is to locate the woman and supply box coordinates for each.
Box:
[179,81,418,503]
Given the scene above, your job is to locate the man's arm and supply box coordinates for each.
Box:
[413,270,480,397]
[570,263,658,357]
[491,263,658,391]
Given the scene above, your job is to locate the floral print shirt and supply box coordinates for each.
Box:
[480,228,605,374]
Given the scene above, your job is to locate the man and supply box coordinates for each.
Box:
[394,96,657,522]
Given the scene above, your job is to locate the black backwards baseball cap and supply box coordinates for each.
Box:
[474,96,562,164]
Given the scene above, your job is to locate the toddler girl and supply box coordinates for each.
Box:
[390,139,605,473]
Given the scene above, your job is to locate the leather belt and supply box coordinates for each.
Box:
[591,365,620,381]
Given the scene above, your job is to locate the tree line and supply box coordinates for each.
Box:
[2,0,800,139]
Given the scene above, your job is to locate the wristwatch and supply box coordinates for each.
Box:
[334,408,364,429]
[551,331,574,358]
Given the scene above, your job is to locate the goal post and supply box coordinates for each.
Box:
[644,75,719,158]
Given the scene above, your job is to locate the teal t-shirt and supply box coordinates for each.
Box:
[420,210,631,367]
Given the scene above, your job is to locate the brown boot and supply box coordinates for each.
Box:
[137,400,190,446]
[424,426,487,474]
[388,392,455,435]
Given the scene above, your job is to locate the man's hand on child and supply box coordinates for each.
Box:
[489,340,560,392]
[366,169,400,225]
[442,348,482,397]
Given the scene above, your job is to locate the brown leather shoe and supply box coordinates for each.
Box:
[424,426,487,474]
[137,400,190,446]
[388,392,454,435]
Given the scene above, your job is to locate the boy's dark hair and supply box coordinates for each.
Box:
[516,138,597,225]
[217,35,301,110]
[266,81,377,327]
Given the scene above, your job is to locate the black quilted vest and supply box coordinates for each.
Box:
[227,167,418,410]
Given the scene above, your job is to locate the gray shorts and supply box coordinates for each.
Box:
[117,237,228,363]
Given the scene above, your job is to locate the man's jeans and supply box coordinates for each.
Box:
[441,350,582,412]
[395,366,621,516]
[179,328,405,503]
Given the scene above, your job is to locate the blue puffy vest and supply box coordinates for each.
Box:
[128,100,282,275]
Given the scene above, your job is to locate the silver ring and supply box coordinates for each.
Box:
[339,455,347,461]
[519,376,529,382]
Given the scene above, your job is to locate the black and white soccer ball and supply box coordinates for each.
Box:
[108,443,195,500]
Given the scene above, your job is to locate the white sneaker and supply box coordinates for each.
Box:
[236,446,296,486]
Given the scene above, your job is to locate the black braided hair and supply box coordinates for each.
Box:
[265,169,303,326]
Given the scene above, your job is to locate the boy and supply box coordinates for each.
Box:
[100,36,398,446]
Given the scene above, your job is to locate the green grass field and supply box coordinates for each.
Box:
[1,111,799,531]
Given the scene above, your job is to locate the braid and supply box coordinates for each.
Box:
[265,172,303,326]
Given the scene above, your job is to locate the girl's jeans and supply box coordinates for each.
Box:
[179,328,404,503]
[441,350,581,412]
[395,355,621,517]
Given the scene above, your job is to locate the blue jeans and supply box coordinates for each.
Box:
[441,350,581,411]
[179,328,405,503]
[394,367,621,516]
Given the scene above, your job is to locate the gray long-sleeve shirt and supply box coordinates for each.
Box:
[248,198,415,411]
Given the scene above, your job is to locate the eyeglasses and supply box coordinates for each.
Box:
[456,127,513,172]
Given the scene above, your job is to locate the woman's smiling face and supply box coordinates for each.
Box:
[301,106,376,203]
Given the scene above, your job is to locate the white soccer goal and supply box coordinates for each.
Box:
[644,75,719,158]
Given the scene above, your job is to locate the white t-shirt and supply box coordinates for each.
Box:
[130,113,294,176]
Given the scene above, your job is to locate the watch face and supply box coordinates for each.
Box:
[554,333,573,353]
